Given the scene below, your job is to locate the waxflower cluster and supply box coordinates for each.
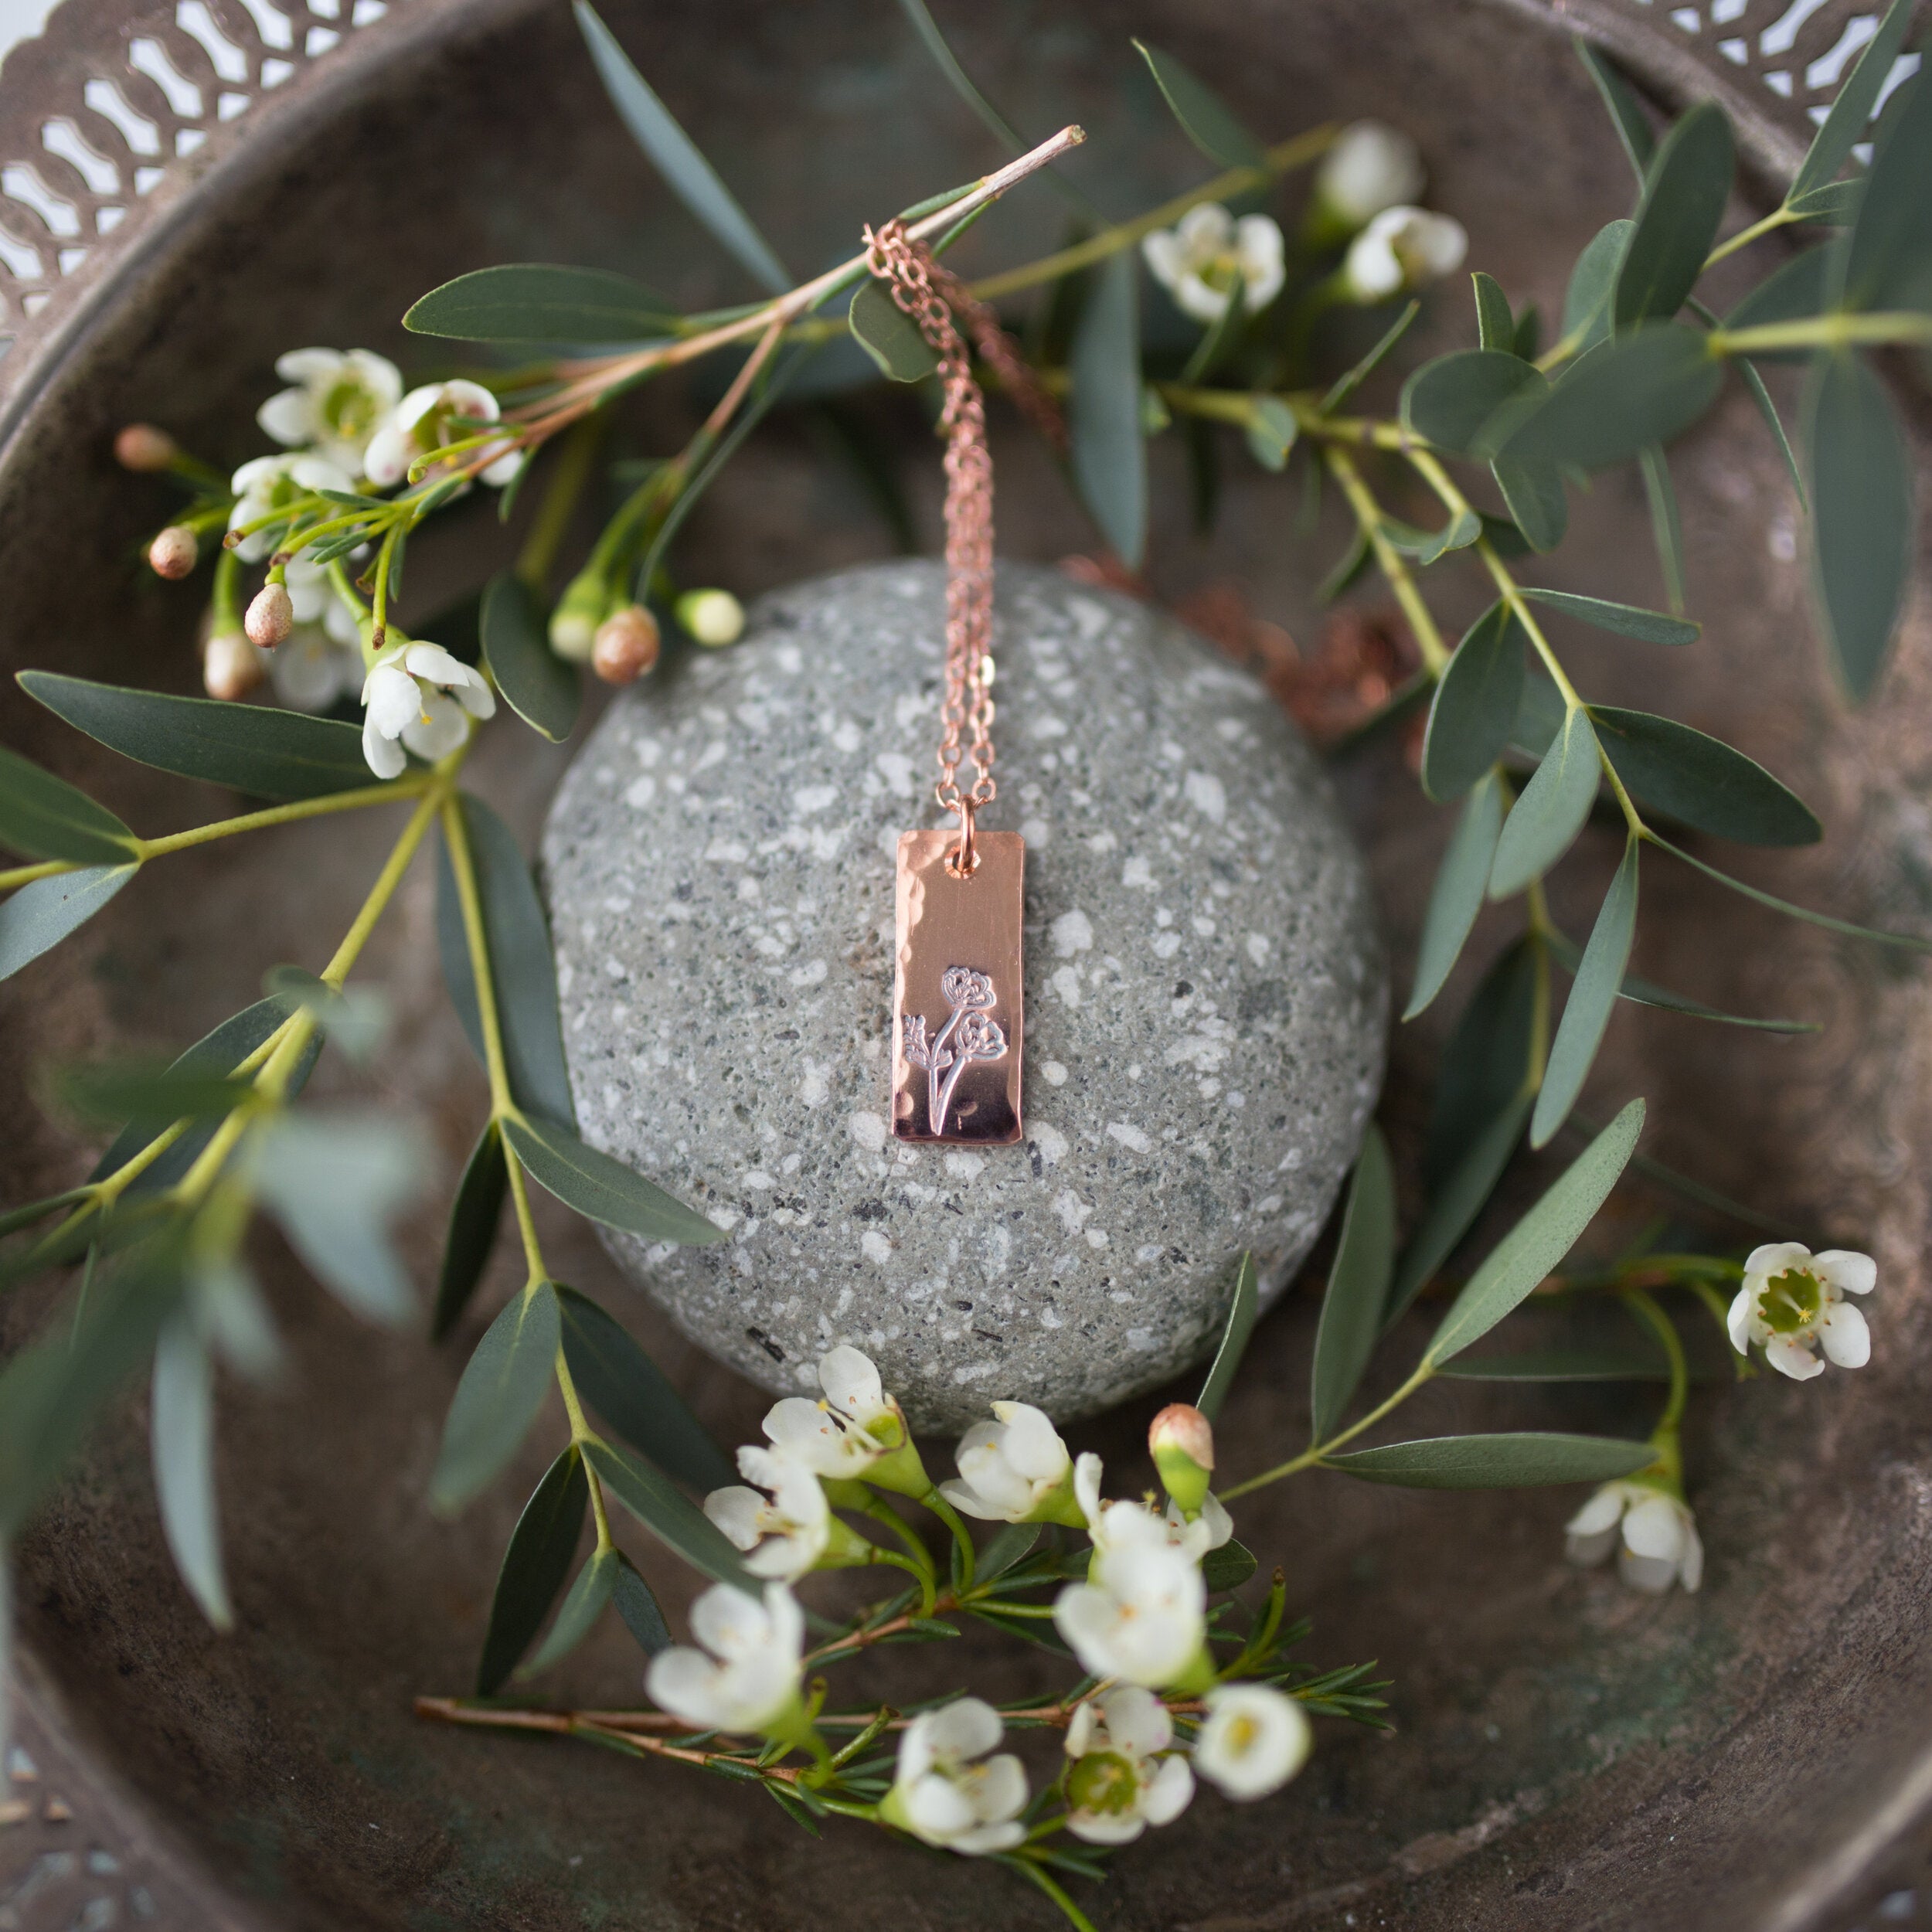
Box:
[640,1350,1315,1861]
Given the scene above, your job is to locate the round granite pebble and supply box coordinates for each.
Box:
[541,561,1386,1433]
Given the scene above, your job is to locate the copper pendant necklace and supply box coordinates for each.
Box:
[862,221,1030,1147]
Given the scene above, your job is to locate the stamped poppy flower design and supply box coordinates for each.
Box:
[903,965,1009,1134]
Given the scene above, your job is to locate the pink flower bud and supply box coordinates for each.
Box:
[1148,1403,1215,1471]
[114,423,179,473]
[202,630,264,701]
[592,605,661,685]
[244,582,294,650]
[147,526,199,580]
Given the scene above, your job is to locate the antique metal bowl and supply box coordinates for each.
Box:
[1,2,1928,1927]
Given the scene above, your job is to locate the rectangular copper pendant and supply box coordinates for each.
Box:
[892,830,1025,1145]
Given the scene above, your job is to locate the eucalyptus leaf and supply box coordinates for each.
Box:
[1244,398,1298,472]
[1735,358,1807,506]
[1804,352,1912,700]
[1405,770,1504,1019]
[1200,1539,1258,1594]
[1545,928,1816,1032]
[1574,39,1655,182]
[1648,833,1932,954]
[19,672,376,800]
[1400,349,1543,458]
[0,1188,92,1240]
[614,1553,672,1655]
[1560,219,1634,353]
[1318,299,1420,416]
[1069,252,1146,566]
[1325,1431,1655,1488]
[433,1120,509,1342]
[1473,273,1514,351]
[483,574,580,744]
[521,1547,618,1678]
[1509,667,1566,761]
[477,1444,588,1694]
[1841,38,1932,314]
[253,1113,428,1328]
[1638,444,1687,614]
[1723,246,1838,350]
[1502,325,1723,471]
[1427,938,1538,1186]
[1310,1126,1396,1442]
[1614,102,1732,328]
[436,794,577,1131]
[583,1438,750,1584]
[405,264,677,342]
[1531,841,1640,1149]
[1196,1251,1259,1423]
[1786,178,1864,224]
[1519,589,1698,646]
[0,748,136,865]
[1386,1094,1531,1327]
[1131,39,1264,168]
[0,862,138,982]
[260,964,387,1063]
[1425,1097,1645,1366]
[1386,509,1481,566]
[1791,0,1913,203]
[150,1317,231,1628]
[1420,601,1526,802]
[1491,454,1568,553]
[1590,706,1821,845]
[1513,304,1543,361]
[1488,707,1600,898]
[1316,526,1372,604]
[505,1114,724,1246]
[1180,272,1250,386]
[56,1062,253,1131]
[430,1282,562,1515]
[573,2,789,294]
[849,278,940,383]
[1438,1344,1670,1382]
[557,1285,734,1491]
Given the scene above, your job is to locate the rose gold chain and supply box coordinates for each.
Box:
[863,220,1060,873]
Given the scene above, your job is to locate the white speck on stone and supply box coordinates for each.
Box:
[875,752,915,796]
[1247,933,1271,965]
[1054,1189,1093,1233]
[791,958,828,987]
[1052,909,1094,956]
[1184,770,1226,823]
[1135,1243,1163,1264]
[1052,966,1082,1005]
[861,1230,893,1264]
[1040,1306,1064,1329]
[744,1171,774,1191]
[624,774,657,808]
[793,783,838,815]
[695,740,727,772]
[1031,714,1069,740]
[1086,1228,1110,1249]
[832,719,862,753]
[706,838,749,862]
[1033,1123,1069,1166]
[1193,915,1217,937]
[1125,1328,1157,1352]
[800,1060,831,1107]
[944,1151,985,1182]
[1152,932,1182,958]
[1122,855,1155,890]
[1042,1061,1069,1087]
[1020,815,1050,845]
[849,1111,887,1152]
[1106,1121,1152,1153]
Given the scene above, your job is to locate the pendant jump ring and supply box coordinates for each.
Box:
[948,798,980,879]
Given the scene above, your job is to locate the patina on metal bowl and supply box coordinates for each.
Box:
[1,1,1929,1927]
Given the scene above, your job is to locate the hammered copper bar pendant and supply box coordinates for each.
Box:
[892,830,1025,1145]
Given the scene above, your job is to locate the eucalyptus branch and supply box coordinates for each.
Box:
[1322,445,1451,675]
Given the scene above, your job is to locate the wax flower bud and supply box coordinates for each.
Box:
[675,587,746,648]
[148,526,199,580]
[593,605,661,686]
[245,581,294,650]
[1341,206,1468,302]
[1148,1403,1215,1519]
[114,423,179,473]
[1312,121,1426,234]
[548,569,611,663]
[202,629,264,702]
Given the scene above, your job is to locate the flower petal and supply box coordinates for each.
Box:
[1678,1518,1705,1593]
[1726,1284,1756,1355]
[1765,1334,1825,1381]
[1565,1481,1626,1539]
[1099,1684,1170,1759]
[1620,1495,1685,1563]
[1813,1249,1877,1296]
[1818,1298,1870,1368]
[702,1486,766,1552]
[1744,1240,1811,1281]
[924,1695,1002,1767]
[1143,1753,1196,1826]
[257,389,316,448]
[818,1344,885,1420]
[361,712,406,781]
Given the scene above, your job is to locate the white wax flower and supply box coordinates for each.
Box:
[1315,121,1426,229]
[264,624,362,714]
[1055,1484,1208,1689]
[364,379,523,490]
[1073,1451,1233,1560]
[1342,206,1468,301]
[359,640,495,780]
[257,348,403,474]
[882,1697,1028,1855]
[940,1400,1079,1524]
[1142,203,1287,324]
[1727,1243,1876,1380]
[1192,1683,1312,1801]
[759,1345,927,1494]
[1062,1685,1195,1845]
[704,1444,832,1581]
[646,1580,804,1735]
[1565,1480,1704,1594]
[227,451,355,563]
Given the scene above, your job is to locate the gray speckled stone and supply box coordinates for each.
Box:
[541,561,1386,1432]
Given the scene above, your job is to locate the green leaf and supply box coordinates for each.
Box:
[1513,304,1543,361]
[1243,397,1298,472]
[1492,454,1568,553]
[1723,246,1838,349]
[19,672,375,801]
[1510,666,1566,760]
[436,794,577,1131]
[1400,349,1543,458]
[260,965,386,1063]
[0,862,138,981]
[1439,1344,1669,1382]
[1386,1094,1530,1328]
[1426,1097,1645,1366]
[1131,39,1264,168]
[583,1437,750,1583]
[1805,352,1913,699]
[1508,325,1723,471]
[1200,1539,1258,1594]
[1532,842,1640,1148]
[1787,178,1865,224]
[848,278,940,383]
[0,748,136,864]
[0,1188,92,1240]
[1196,1251,1259,1423]
[614,1553,671,1655]
[253,1114,427,1327]
[477,1444,588,1694]
[1560,219,1635,352]
[433,1120,509,1342]
[150,1317,231,1628]
[1181,271,1250,386]
[1385,509,1481,566]
[1472,272,1514,351]
[1405,770,1505,1019]
[1420,601,1526,802]
[975,1522,1041,1582]
[1519,588,1698,646]
[405,264,675,343]
[1309,1125,1396,1442]
[505,1114,723,1246]
[556,1285,733,1491]
[1318,299,1419,416]
[1069,252,1145,567]
[1841,33,1932,313]
[1638,444,1687,614]
[1429,938,1538,1186]
[1489,707,1600,898]
[430,1282,562,1515]
[1614,102,1733,328]
[522,1547,618,1677]
[56,1061,253,1131]
[1573,39,1655,182]
[483,574,580,744]
[1792,0,1914,203]
[1544,927,1816,1033]
[894,0,1029,158]
[1316,526,1372,604]
[1590,705,1821,845]
[1735,356,1807,507]
[1325,1431,1655,1488]
[572,2,789,294]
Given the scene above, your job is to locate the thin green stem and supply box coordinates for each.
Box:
[921,1488,976,1590]
[1711,311,1932,355]
[1620,1284,1689,1436]
[1222,1361,1434,1498]
[1009,1856,1100,1932]
[515,416,602,590]
[1324,445,1451,675]
[1703,205,1799,268]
